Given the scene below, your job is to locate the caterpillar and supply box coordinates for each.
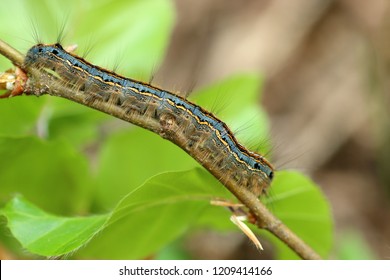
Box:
[23,43,274,197]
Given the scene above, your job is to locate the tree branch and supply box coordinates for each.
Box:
[0,39,321,260]
[0,40,24,67]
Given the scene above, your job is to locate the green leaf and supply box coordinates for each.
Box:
[18,0,174,78]
[69,0,175,78]
[0,0,174,76]
[45,97,110,147]
[260,170,333,259]
[78,168,231,259]
[1,196,107,256]
[0,137,92,215]
[1,168,230,258]
[0,97,46,137]
[94,128,200,209]
[1,168,332,259]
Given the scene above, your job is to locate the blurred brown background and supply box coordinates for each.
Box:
[155,0,390,259]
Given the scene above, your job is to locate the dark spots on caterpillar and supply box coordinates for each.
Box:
[269,171,274,180]
[115,95,124,106]
[99,92,110,102]
[187,141,193,148]
[215,158,224,168]
[52,49,59,55]
[117,95,127,106]
[160,113,176,132]
[213,138,225,150]
[79,84,85,92]
[153,108,159,119]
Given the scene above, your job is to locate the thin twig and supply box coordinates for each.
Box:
[227,184,321,259]
[0,40,24,67]
[0,39,321,260]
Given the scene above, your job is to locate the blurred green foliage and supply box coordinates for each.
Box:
[0,0,333,259]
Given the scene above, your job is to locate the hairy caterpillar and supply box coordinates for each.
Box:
[23,43,274,196]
